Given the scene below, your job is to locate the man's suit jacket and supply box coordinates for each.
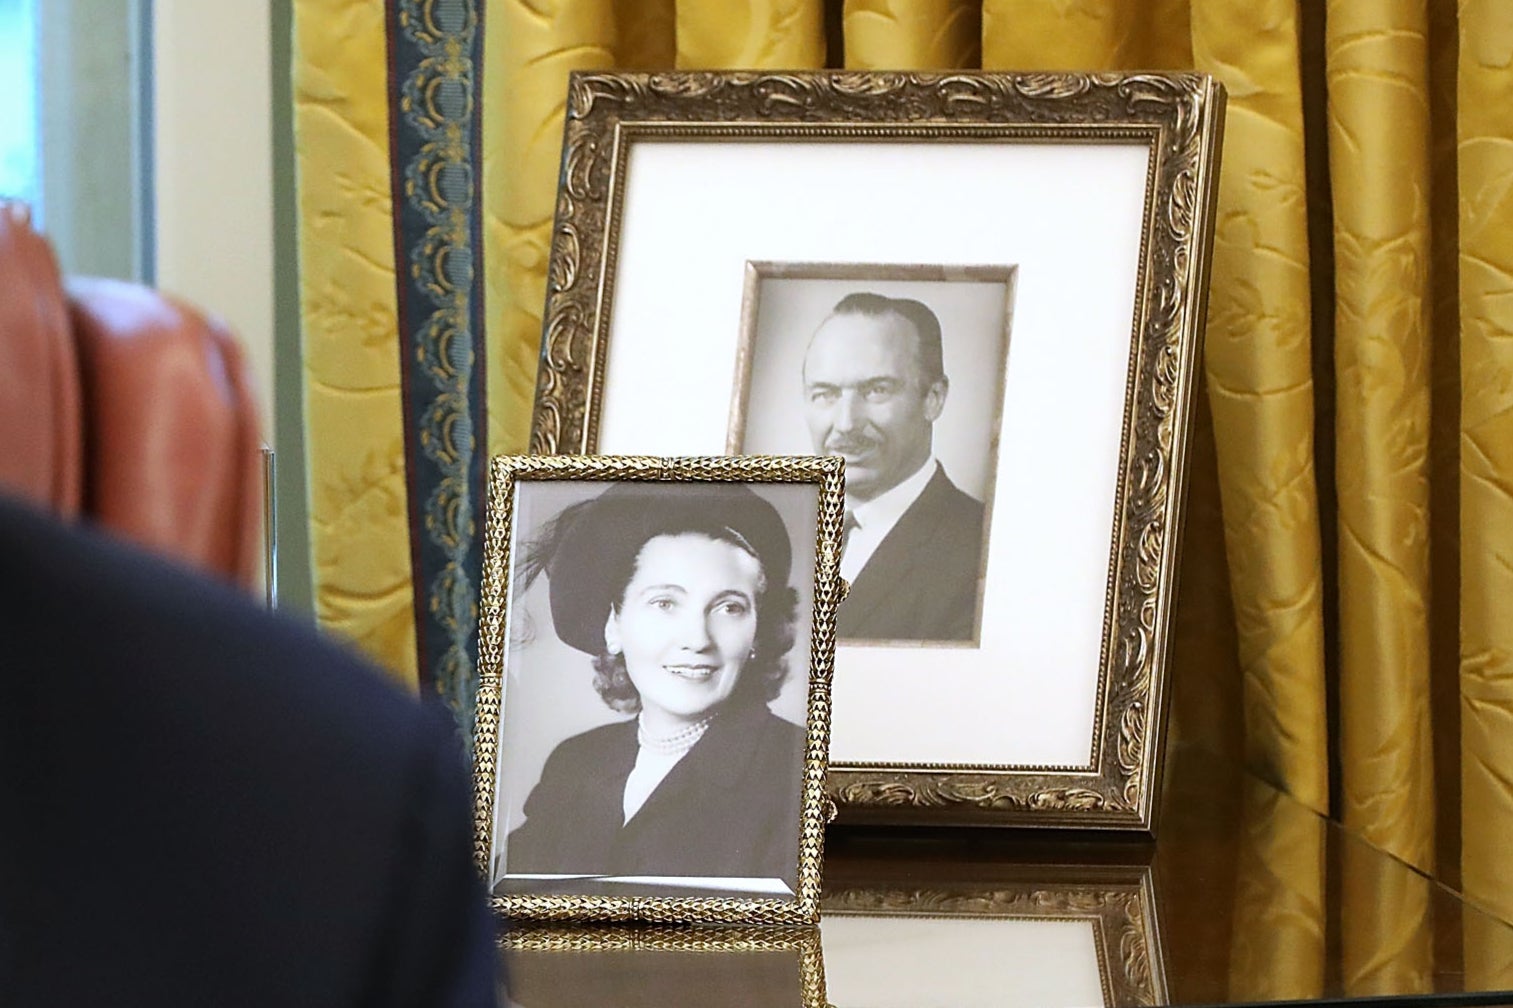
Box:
[0,495,498,1007]
[504,702,804,890]
[839,465,986,643]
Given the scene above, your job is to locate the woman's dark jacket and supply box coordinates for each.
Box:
[504,702,806,890]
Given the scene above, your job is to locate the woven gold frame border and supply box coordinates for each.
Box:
[528,71,1225,831]
[475,454,844,923]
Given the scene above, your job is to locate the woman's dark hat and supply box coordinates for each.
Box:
[542,482,792,655]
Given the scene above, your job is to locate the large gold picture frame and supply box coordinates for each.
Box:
[528,71,1225,831]
[475,454,844,923]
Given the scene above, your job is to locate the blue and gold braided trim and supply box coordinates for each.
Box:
[387,0,485,741]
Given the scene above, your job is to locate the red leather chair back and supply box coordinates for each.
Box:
[0,198,264,591]
[0,202,82,515]
[68,277,265,589]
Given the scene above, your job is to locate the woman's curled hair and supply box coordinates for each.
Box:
[515,482,801,714]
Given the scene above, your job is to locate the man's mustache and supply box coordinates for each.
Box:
[825,437,878,454]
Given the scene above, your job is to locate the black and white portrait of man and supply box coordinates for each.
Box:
[734,264,1015,647]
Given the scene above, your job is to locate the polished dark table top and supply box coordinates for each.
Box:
[499,743,1513,1006]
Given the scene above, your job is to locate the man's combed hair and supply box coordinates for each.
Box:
[831,291,946,385]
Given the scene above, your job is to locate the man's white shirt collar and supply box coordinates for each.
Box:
[839,457,938,583]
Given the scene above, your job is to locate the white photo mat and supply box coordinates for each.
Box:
[596,139,1149,770]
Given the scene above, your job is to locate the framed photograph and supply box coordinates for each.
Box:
[530,71,1226,830]
[499,927,826,1008]
[474,454,844,923]
[821,860,1166,1008]
[730,262,1014,646]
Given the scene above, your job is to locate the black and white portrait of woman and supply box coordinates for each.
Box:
[488,479,817,899]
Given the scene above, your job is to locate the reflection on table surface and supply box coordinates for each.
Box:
[821,861,1160,1007]
[499,927,824,1008]
[498,744,1513,1007]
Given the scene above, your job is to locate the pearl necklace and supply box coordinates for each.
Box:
[637,713,715,755]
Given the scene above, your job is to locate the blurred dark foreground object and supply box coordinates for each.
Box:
[0,493,499,1007]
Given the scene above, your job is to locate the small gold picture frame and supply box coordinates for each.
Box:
[474,454,843,923]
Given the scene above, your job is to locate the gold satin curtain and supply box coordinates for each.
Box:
[292,0,1513,969]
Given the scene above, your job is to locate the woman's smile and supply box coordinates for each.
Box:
[604,533,764,735]
[667,663,717,680]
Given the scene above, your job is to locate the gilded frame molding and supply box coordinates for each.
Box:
[474,454,844,923]
[528,71,1225,831]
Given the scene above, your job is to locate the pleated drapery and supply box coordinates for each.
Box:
[290,0,1513,969]
[1193,0,1332,822]
[1325,0,1436,881]
[1458,0,1513,982]
[292,1,416,685]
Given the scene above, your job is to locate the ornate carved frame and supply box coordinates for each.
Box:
[527,71,1225,831]
[475,453,844,924]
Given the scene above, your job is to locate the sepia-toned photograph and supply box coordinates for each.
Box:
[475,455,841,923]
[732,263,1014,647]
